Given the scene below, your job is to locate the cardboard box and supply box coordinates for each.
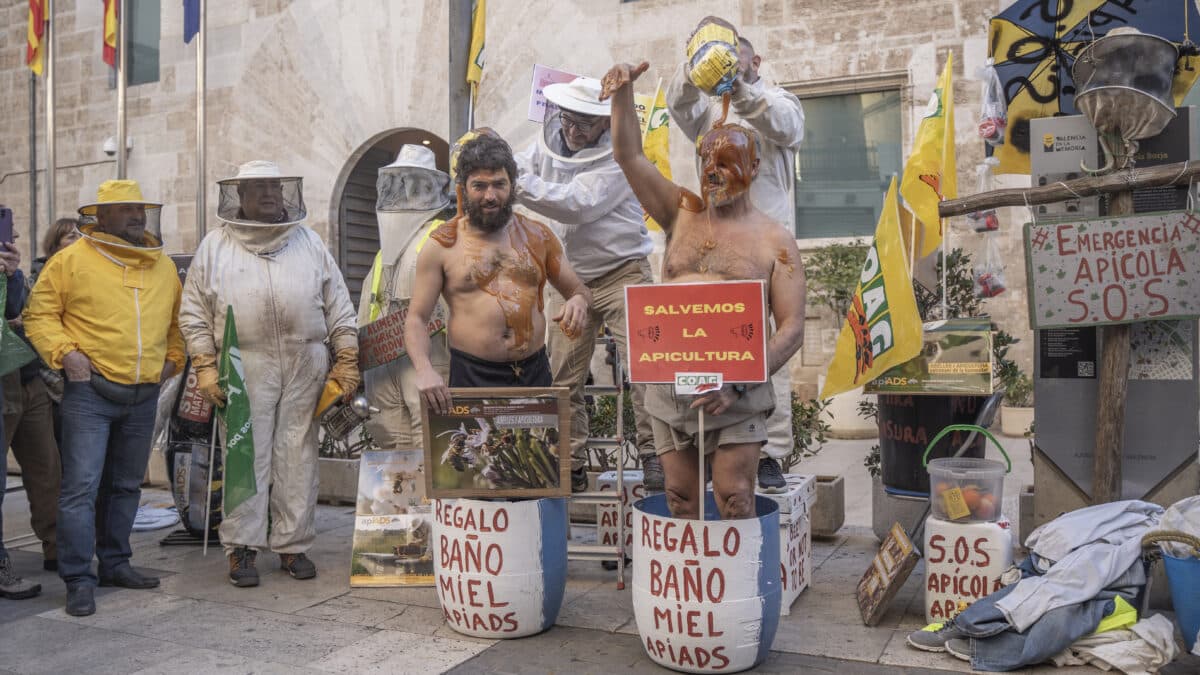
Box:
[759,474,816,516]
[779,505,812,614]
[597,470,647,555]
[864,319,994,396]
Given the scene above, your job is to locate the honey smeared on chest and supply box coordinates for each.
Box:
[464,215,554,356]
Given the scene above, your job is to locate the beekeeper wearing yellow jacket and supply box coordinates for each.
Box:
[24,179,186,617]
[178,161,359,588]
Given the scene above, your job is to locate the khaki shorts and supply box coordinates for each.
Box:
[649,410,769,456]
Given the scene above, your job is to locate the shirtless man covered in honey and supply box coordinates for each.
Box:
[600,62,807,520]
[405,134,592,414]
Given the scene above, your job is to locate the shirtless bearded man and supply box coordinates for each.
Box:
[405,134,593,415]
[601,62,807,520]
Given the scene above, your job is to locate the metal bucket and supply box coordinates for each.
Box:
[632,493,781,673]
[433,497,567,638]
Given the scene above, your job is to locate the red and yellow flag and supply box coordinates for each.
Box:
[102,0,118,67]
[26,0,47,76]
[900,53,957,257]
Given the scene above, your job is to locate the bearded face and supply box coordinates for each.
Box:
[463,168,516,233]
[699,125,759,207]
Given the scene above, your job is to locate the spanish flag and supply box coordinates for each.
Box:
[899,53,957,257]
[103,0,118,67]
[26,0,47,76]
[466,0,485,86]
[820,178,923,399]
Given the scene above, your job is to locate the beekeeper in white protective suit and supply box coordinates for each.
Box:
[667,19,805,492]
[357,144,454,452]
[514,76,659,493]
[178,160,359,588]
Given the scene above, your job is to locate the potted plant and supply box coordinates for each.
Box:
[807,239,877,439]
[999,372,1034,437]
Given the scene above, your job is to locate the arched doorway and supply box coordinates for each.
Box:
[333,127,449,305]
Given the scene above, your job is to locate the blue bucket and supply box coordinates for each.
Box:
[631,492,780,673]
[1163,552,1200,651]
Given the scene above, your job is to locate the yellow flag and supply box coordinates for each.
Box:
[900,54,957,258]
[820,178,923,399]
[635,86,672,232]
[466,0,485,85]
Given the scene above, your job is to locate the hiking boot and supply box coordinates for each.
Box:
[279,553,317,580]
[571,468,588,493]
[641,454,664,491]
[228,547,259,587]
[757,457,787,492]
[905,622,966,653]
[0,557,41,600]
[65,584,95,616]
[945,638,974,662]
[98,565,160,589]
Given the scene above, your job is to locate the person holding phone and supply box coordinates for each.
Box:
[0,209,40,601]
[23,181,186,616]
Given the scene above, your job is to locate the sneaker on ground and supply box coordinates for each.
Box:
[279,552,317,580]
[229,547,259,587]
[641,454,664,491]
[571,468,588,493]
[0,557,41,600]
[944,638,974,662]
[905,622,965,653]
[756,457,787,492]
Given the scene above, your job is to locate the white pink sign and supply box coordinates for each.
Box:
[527,63,580,122]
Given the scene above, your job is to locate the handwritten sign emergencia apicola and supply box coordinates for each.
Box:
[1024,211,1200,329]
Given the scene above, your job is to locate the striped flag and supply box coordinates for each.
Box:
[26,0,47,76]
[102,0,118,67]
[218,305,256,514]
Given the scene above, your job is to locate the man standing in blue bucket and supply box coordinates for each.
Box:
[600,61,807,520]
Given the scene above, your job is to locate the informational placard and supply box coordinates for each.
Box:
[864,319,994,395]
[358,300,447,371]
[527,63,580,122]
[350,449,433,588]
[421,388,570,498]
[625,281,768,384]
[857,522,920,626]
[1039,327,1098,379]
[1024,211,1200,329]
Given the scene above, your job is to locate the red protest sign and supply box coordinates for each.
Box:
[1025,211,1200,328]
[625,281,768,383]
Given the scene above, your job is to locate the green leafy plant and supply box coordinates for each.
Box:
[857,398,881,478]
[786,395,831,471]
[1003,372,1034,408]
[807,239,870,319]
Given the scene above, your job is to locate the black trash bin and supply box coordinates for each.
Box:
[877,394,989,495]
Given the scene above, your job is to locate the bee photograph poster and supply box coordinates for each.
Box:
[350,449,433,588]
[421,387,571,499]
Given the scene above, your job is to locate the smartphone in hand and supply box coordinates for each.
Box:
[0,207,13,245]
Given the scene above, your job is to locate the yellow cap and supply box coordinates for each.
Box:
[78,179,163,217]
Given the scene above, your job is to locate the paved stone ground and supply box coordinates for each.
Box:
[3,438,1198,673]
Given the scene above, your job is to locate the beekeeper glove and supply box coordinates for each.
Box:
[191,352,226,407]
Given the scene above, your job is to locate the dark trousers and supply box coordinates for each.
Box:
[3,373,61,561]
[449,347,552,387]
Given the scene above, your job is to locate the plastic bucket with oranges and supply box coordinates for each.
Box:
[922,424,1011,523]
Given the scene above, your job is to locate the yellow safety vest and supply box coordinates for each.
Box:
[367,219,442,323]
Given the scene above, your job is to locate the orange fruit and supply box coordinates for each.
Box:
[962,487,982,511]
[975,494,997,520]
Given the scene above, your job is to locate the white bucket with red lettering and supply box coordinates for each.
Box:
[923,515,1013,623]
[433,497,567,638]
[632,493,781,673]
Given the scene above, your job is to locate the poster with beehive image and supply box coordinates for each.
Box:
[422,388,571,498]
[350,449,434,587]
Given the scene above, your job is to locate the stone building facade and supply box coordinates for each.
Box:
[0,0,1031,396]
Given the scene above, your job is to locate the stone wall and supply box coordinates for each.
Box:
[0,0,1032,392]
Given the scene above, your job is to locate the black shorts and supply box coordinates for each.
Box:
[449,347,552,387]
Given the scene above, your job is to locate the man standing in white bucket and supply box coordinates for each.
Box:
[602,61,807,520]
[515,76,659,492]
[179,161,359,587]
[667,17,806,492]
[357,145,455,452]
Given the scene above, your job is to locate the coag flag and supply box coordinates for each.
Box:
[635,86,672,232]
[218,305,256,514]
[26,0,47,76]
[102,0,118,67]
[900,53,957,257]
[820,177,923,399]
[466,0,485,86]
[183,0,200,44]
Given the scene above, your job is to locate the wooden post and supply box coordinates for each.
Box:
[935,157,1200,505]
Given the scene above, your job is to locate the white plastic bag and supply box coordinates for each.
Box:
[973,235,1007,299]
[967,159,1001,233]
[978,59,1007,146]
